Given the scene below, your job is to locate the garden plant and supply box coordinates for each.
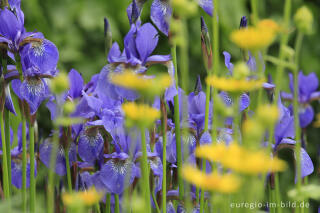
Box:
[0,0,320,212]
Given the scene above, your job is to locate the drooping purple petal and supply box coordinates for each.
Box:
[100,157,137,194]
[78,127,104,163]
[150,0,172,36]
[19,77,49,114]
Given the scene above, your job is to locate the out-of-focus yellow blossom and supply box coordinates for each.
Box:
[230,19,279,50]
[257,105,279,126]
[196,143,287,174]
[182,165,241,193]
[206,75,265,92]
[122,102,160,127]
[109,71,172,97]
[62,187,103,207]
[258,19,281,33]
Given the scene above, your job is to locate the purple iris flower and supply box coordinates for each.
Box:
[96,21,170,102]
[127,0,213,36]
[281,71,320,128]
[273,99,314,180]
[39,138,77,176]
[10,37,59,114]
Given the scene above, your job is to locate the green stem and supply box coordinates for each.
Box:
[105,193,111,213]
[250,0,259,25]
[274,173,282,213]
[0,110,10,199]
[180,20,189,94]
[64,148,72,192]
[140,127,151,213]
[29,124,36,213]
[20,108,27,212]
[199,160,206,213]
[2,52,12,195]
[14,53,26,211]
[161,104,167,213]
[171,45,184,200]
[264,0,292,202]
[4,109,11,194]
[204,85,211,131]
[211,0,220,143]
[47,125,59,213]
[293,32,304,191]
[114,194,120,213]
[151,190,160,213]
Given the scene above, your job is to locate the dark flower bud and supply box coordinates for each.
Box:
[194,75,202,95]
[200,16,212,70]
[131,0,141,24]
[104,17,112,57]
[240,16,247,28]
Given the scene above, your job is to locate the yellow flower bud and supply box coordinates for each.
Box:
[294,6,314,34]
[50,72,69,94]
[63,101,76,114]
[233,62,250,80]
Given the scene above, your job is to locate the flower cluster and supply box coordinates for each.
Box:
[0,0,318,213]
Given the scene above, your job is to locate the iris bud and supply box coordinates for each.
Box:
[104,17,112,56]
[50,72,69,94]
[294,6,313,35]
[201,16,212,70]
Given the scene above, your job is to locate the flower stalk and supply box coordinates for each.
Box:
[140,127,151,213]
[29,123,36,212]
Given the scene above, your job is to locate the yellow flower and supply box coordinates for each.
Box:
[258,19,281,33]
[62,188,103,207]
[206,75,265,92]
[182,165,241,193]
[122,102,160,127]
[230,19,279,50]
[196,143,287,175]
[109,71,172,97]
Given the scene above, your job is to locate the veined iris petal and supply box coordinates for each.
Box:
[78,127,104,163]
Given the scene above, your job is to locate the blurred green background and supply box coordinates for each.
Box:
[18,0,320,211]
